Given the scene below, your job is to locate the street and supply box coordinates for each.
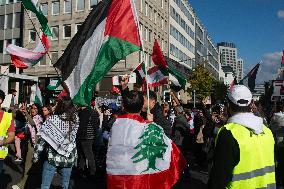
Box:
[1,153,208,189]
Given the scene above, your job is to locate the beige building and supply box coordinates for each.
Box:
[22,0,169,94]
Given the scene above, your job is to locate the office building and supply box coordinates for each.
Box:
[0,0,23,95]
[217,42,244,83]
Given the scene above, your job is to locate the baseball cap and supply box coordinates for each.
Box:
[228,85,252,107]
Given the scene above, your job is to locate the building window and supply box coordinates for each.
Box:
[144,27,148,41]
[0,15,4,30]
[161,0,164,8]
[41,3,48,16]
[148,29,152,42]
[52,1,60,15]
[64,0,71,13]
[75,23,82,33]
[0,40,3,53]
[140,0,143,12]
[51,26,59,40]
[90,0,98,8]
[13,38,21,46]
[145,2,148,16]
[51,52,58,64]
[76,0,85,11]
[63,25,71,39]
[139,23,143,40]
[6,14,13,29]
[29,30,36,42]
[14,12,21,28]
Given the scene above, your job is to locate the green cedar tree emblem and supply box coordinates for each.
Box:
[131,123,168,172]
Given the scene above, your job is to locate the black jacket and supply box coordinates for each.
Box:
[208,128,240,189]
[141,103,172,137]
[172,114,188,147]
[77,107,100,140]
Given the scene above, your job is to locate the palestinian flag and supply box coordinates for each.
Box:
[239,63,260,92]
[281,51,284,67]
[34,85,43,106]
[54,0,141,106]
[151,41,187,89]
[22,0,52,36]
[47,79,61,90]
[134,62,146,85]
[107,114,186,189]
[6,34,49,69]
[147,66,168,88]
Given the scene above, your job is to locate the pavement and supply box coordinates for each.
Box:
[1,149,208,189]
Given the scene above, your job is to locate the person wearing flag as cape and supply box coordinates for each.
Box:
[106,89,185,189]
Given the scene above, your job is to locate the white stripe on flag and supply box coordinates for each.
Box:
[65,19,107,99]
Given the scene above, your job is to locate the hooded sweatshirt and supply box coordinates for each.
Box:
[208,113,266,189]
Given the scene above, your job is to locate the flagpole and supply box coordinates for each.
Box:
[21,2,61,79]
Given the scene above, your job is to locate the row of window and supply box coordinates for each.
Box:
[0,38,21,54]
[170,43,192,67]
[170,6,194,39]
[173,0,194,25]
[141,2,166,30]
[0,0,20,5]
[28,23,82,42]
[140,0,165,12]
[31,0,99,16]
[170,25,194,53]
[0,12,21,30]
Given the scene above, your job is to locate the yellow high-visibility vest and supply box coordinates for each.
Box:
[217,123,276,189]
[0,111,13,159]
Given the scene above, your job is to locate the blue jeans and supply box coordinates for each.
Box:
[0,160,3,174]
[41,161,72,189]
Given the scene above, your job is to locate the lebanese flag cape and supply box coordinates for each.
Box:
[107,114,186,189]
[54,0,141,106]
[6,34,49,69]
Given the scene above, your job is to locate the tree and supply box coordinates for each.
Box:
[187,63,216,101]
[131,123,168,173]
[212,81,228,103]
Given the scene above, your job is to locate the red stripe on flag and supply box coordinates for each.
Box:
[107,142,186,189]
[11,55,29,69]
[104,0,141,47]
[116,114,147,123]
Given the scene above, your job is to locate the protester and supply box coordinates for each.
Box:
[42,105,53,120]
[0,89,15,174]
[12,103,43,189]
[76,105,100,178]
[270,102,284,188]
[33,96,79,189]
[208,85,276,189]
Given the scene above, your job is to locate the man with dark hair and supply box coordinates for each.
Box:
[121,76,171,137]
[141,90,172,137]
[208,85,275,189]
[122,90,144,113]
[0,89,15,174]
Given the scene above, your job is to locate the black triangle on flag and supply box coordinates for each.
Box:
[247,63,260,92]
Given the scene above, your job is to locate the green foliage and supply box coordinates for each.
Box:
[187,63,216,101]
[212,81,228,103]
[131,123,168,172]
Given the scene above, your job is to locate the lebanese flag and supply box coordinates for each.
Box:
[107,114,186,189]
[54,0,141,106]
[6,34,49,69]
[147,66,168,88]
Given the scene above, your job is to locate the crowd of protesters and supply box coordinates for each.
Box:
[0,76,283,189]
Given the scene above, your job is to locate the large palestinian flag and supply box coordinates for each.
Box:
[107,114,186,189]
[54,0,141,106]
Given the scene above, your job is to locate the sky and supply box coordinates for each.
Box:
[189,0,284,83]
